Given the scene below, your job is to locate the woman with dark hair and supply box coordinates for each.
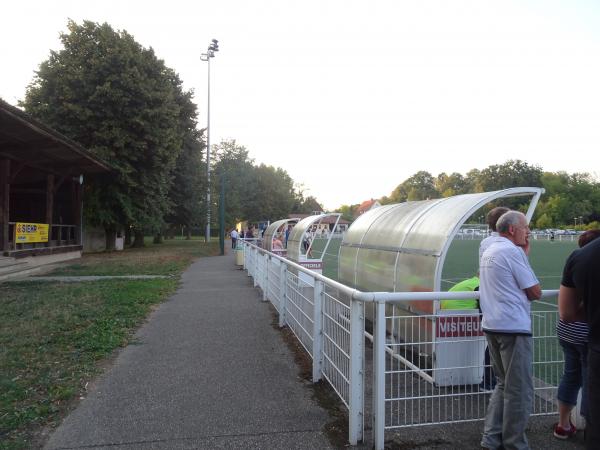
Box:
[554,229,600,439]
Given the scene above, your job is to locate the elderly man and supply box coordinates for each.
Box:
[479,211,542,450]
[559,234,600,449]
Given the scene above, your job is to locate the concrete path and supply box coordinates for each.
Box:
[44,250,333,450]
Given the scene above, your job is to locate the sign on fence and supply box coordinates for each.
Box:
[436,314,484,338]
[299,261,323,270]
[15,222,49,243]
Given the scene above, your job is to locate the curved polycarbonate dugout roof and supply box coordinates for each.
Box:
[338,187,544,294]
[288,213,341,262]
[263,218,299,251]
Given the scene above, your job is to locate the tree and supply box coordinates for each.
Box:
[336,204,359,222]
[477,160,543,192]
[166,130,205,238]
[291,184,324,215]
[211,139,319,227]
[244,164,296,221]
[212,139,255,228]
[390,171,439,202]
[378,161,600,228]
[297,196,323,214]
[435,172,468,197]
[21,20,197,248]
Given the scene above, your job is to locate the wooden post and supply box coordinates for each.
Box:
[72,178,82,246]
[46,174,54,246]
[0,159,10,253]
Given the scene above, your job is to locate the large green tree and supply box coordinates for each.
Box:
[389,170,439,202]
[21,20,197,247]
[211,139,319,228]
[435,172,469,197]
[212,140,255,228]
[166,130,205,238]
[474,160,543,193]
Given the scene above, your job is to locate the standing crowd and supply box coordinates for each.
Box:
[473,207,599,450]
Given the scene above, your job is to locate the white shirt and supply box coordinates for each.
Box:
[230,230,238,239]
[479,231,503,263]
[479,236,539,334]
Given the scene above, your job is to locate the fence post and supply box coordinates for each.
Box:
[373,300,386,450]
[279,262,287,328]
[243,242,247,270]
[348,297,364,445]
[248,245,254,278]
[262,254,269,302]
[253,249,258,287]
[312,279,324,382]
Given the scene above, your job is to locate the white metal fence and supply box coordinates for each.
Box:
[241,241,562,450]
[455,232,580,242]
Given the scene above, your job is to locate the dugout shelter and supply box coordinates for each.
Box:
[338,187,545,386]
[262,218,299,257]
[288,212,342,283]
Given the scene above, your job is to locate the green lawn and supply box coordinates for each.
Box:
[0,239,219,450]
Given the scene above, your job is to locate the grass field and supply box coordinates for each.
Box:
[0,238,219,450]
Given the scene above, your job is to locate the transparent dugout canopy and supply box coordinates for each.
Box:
[263,218,299,252]
[288,213,342,263]
[338,187,544,297]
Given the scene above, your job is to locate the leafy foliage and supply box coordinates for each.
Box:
[21,20,197,233]
[212,139,308,227]
[380,160,600,228]
[167,130,206,233]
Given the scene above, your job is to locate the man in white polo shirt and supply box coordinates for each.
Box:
[479,211,542,450]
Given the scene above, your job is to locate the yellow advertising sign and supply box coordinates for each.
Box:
[15,222,49,243]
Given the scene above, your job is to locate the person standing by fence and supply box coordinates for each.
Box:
[230,228,239,249]
[479,206,510,261]
[479,211,541,450]
[559,230,600,449]
[553,229,600,440]
[478,206,509,392]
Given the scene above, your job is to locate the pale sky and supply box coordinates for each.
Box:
[3,1,600,210]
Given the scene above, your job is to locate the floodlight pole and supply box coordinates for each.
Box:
[201,39,219,243]
[219,167,225,255]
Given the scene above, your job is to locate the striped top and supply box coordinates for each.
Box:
[556,319,589,345]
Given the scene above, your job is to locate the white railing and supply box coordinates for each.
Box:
[241,241,562,450]
[455,232,580,242]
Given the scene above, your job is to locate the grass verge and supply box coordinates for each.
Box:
[45,237,219,276]
[0,239,219,449]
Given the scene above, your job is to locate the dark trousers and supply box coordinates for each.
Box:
[231,238,237,249]
[587,347,600,449]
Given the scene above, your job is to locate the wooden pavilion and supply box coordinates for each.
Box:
[0,99,109,258]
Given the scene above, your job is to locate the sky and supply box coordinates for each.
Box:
[3,0,600,210]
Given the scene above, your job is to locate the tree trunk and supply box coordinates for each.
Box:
[186,226,192,240]
[153,233,163,244]
[132,230,145,248]
[105,226,116,251]
[124,227,132,246]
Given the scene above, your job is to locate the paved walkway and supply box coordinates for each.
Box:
[45,250,333,450]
